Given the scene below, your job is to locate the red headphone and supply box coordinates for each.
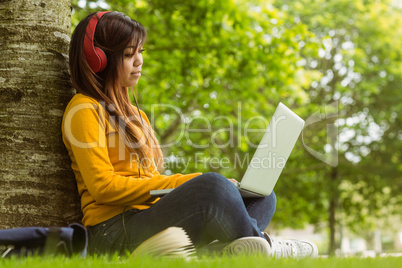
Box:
[83,11,111,73]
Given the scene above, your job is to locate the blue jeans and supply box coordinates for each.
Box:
[87,172,277,255]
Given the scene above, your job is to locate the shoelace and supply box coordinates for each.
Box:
[271,239,296,257]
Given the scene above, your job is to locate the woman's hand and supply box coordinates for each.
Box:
[228,178,238,184]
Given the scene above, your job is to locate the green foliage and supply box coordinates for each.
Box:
[273,0,402,253]
[72,0,319,178]
[71,0,402,249]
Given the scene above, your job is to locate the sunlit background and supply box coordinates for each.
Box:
[71,0,402,256]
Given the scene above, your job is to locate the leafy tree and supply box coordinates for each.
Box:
[72,0,401,255]
[72,0,318,178]
[274,0,402,254]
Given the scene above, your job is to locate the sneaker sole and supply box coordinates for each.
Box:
[222,237,271,256]
[294,239,319,257]
[285,239,319,258]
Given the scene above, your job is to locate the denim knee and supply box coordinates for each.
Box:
[194,172,234,189]
[191,172,240,201]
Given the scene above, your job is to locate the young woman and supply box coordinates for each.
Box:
[62,11,318,257]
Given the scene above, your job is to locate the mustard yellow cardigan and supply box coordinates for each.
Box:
[62,93,201,227]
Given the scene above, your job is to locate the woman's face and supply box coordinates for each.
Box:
[118,45,144,87]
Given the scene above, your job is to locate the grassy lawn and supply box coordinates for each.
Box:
[1,255,401,268]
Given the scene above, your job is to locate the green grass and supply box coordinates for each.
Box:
[1,255,402,268]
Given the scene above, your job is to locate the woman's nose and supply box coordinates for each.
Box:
[134,55,142,66]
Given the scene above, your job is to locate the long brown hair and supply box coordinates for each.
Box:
[69,11,164,175]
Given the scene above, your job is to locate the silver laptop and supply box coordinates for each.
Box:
[150,102,305,198]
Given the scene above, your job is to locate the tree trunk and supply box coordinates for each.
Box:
[0,0,81,228]
[328,166,338,255]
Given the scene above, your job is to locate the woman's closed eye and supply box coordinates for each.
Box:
[124,49,144,58]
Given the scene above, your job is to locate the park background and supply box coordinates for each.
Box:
[0,0,401,257]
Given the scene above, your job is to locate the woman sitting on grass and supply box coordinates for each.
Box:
[62,10,318,258]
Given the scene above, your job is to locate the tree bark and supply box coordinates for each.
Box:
[0,0,81,228]
[328,166,338,255]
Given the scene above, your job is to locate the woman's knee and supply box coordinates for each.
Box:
[190,172,239,198]
[194,172,232,188]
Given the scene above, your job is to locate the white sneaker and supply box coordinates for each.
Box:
[263,233,319,258]
[221,237,271,256]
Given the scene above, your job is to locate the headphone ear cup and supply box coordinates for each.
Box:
[83,11,111,73]
[94,46,107,72]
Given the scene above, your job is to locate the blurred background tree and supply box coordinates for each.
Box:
[274,0,402,254]
[71,0,401,255]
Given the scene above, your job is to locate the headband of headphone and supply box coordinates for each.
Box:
[83,11,111,73]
